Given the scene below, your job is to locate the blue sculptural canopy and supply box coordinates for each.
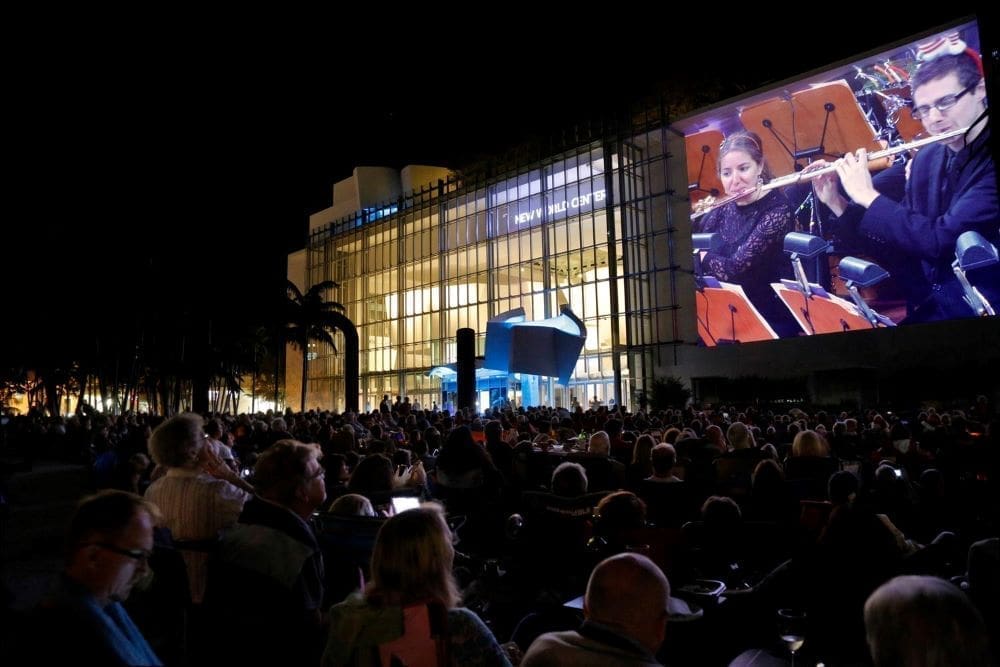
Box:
[483,306,588,385]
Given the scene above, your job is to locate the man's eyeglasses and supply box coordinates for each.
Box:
[911,82,978,120]
[86,542,153,563]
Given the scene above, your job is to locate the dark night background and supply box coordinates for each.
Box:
[3,8,985,368]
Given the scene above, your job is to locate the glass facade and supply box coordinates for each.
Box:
[305,115,684,413]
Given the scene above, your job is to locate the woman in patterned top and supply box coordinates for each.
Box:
[694,130,797,337]
[323,503,512,666]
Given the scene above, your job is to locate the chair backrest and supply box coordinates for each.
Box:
[518,491,606,563]
[316,515,385,574]
[799,499,834,541]
[637,480,696,528]
[565,453,615,492]
[377,602,449,667]
[619,525,685,578]
[784,456,839,500]
[521,490,610,518]
[714,456,758,498]
[682,520,790,576]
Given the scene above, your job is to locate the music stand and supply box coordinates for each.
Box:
[739,81,888,176]
[839,256,897,328]
[773,280,894,335]
[953,230,999,316]
[684,129,726,210]
[696,278,778,346]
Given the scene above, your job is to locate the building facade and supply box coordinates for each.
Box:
[293,112,689,413]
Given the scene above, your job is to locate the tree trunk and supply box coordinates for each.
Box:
[332,314,360,413]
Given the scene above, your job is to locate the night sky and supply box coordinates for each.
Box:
[4,8,984,363]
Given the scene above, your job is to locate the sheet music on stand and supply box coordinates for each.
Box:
[739,81,889,177]
[772,279,894,335]
[696,279,779,346]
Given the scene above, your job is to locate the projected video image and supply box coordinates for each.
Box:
[673,20,998,346]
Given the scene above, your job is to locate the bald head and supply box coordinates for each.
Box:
[584,553,671,654]
[865,575,989,667]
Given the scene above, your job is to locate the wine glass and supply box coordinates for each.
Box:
[777,608,806,666]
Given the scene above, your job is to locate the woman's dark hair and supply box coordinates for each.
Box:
[347,454,394,498]
[719,130,773,182]
[435,425,493,475]
[596,491,647,534]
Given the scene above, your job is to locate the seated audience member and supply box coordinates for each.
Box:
[522,553,670,666]
[627,434,656,488]
[726,421,757,454]
[207,440,328,666]
[647,443,681,483]
[587,430,612,455]
[347,453,396,507]
[704,424,727,454]
[485,418,514,479]
[864,575,991,667]
[691,496,747,581]
[790,429,830,458]
[583,430,627,490]
[551,461,589,497]
[595,492,647,532]
[143,413,251,605]
[746,458,798,526]
[324,503,511,666]
[321,452,351,509]
[328,492,377,517]
[592,491,648,558]
[34,490,163,666]
[435,425,502,492]
[321,493,383,608]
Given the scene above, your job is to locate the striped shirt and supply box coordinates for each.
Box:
[144,467,250,603]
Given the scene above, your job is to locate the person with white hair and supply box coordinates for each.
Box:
[143,413,251,604]
[864,575,991,667]
[587,431,611,456]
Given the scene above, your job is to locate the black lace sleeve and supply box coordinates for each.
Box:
[703,200,793,282]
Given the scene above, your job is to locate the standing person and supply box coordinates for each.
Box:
[323,503,511,666]
[811,45,998,322]
[693,130,797,336]
[33,490,162,666]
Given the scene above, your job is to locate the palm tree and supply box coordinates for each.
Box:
[284,280,359,413]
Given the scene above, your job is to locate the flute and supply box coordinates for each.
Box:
[691,126,970,220]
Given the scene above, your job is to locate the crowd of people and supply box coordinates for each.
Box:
[0,394,996,665]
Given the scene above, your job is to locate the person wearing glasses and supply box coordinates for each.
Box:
[33,490,162,666]
[810,46,998,323]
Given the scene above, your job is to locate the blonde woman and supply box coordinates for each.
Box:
[324,503,511,666]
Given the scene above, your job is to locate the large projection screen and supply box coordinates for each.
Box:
[672,18,998,349]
